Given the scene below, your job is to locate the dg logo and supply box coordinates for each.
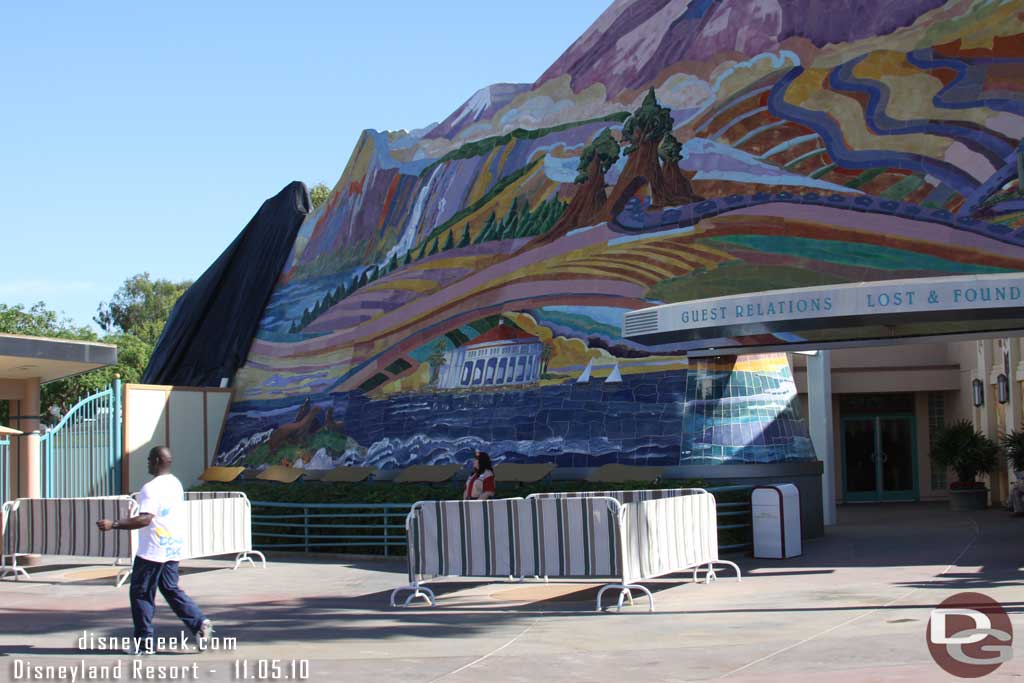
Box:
[927,592,1013,678]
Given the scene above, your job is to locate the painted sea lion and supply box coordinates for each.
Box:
[268,404,323,454]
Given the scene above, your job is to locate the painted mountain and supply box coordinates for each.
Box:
[215,0,1024,472]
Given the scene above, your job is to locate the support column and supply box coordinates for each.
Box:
[807,350,836,527]
[16,377,41,499]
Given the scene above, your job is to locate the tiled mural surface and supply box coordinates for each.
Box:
[215,0,1024,471]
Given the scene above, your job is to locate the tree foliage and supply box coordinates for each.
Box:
[621,88,674,154]
[0,303,93,340]
[309,183,331,209]
[94,273,192,346]
[575,129,621,184]
[0,301,159,420]
[658,132,683,165]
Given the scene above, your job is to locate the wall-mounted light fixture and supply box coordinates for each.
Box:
[997,374,1009,404]
[972,378,985,408]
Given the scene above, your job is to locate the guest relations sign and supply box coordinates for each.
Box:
[622,273,1024,342]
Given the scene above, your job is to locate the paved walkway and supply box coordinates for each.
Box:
[0,503,1021,682]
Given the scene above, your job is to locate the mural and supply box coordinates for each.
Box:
[216,0,1024,471]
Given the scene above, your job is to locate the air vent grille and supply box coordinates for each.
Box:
[623,310,659,336]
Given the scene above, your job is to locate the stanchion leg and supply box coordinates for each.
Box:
[389,584,436,607]
[694,560,742,584]
[232,552,267,570]
[596,583,654,613]
[115,568,132,588]
[712,560,742,582]
[1,555,29,581]
[626,584,654,612]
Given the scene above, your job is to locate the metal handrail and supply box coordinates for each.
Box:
[247,484,754,556]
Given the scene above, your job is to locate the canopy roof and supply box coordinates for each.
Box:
[0,333,117,383]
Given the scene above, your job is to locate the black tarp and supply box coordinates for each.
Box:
[142,181,311,386]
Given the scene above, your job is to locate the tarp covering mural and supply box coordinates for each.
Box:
[144,182,311,387]
[201,0,1023,473]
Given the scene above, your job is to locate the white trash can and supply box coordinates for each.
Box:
[751,484,802,559]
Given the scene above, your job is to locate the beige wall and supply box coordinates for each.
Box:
[794,338,1024,504]
[123,384,233,493]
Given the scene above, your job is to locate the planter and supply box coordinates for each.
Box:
[948,488,989,511]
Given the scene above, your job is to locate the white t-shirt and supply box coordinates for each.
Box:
[136,474,186,563]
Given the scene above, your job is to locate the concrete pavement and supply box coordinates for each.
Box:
[1,503,1021,682]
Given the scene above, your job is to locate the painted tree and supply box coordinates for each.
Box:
[388,252,399,272]
[458,223,471,248]
[540,340,554,375]
[658,132,701,204]
[545,128,620,238]
[605,88,686,213]
[428,237,439,256]
[426,341,447,385]
[403,251,412,266]
[475,212,497,244]
[1017,139,1023,191]
[442,230,454,251]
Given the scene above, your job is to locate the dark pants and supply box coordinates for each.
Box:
[130,556,206,645]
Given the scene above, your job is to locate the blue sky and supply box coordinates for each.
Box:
[0,1,604,329]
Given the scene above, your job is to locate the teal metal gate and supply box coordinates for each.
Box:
[0,436,10,505]
[41,378,122,497]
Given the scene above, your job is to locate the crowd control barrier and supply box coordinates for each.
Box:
[1,496,138,585]
[390,488,740,612]
[1,491,264,586]
[178,491,266,569]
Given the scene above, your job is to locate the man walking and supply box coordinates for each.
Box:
[97,446,213,655]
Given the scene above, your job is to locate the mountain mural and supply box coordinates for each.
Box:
[214,0,1024,472]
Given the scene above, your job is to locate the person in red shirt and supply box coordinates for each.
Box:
[464,450,496,500]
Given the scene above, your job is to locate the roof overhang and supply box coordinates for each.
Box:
[622,272,1024,352]
[0,333,118,383]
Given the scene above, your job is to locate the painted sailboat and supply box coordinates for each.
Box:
[576,358,593,383]
[605,362,622,383]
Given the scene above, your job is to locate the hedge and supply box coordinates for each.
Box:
[192,479,751,555]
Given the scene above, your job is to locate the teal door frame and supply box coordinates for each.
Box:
[841,413,919,502]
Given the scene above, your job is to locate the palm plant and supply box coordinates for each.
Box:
[1000,427,1024,473]
[930,419,999,488]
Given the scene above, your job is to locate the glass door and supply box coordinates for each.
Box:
[842,418,877,501]
[878,416,917,500]
[842,415,918,501]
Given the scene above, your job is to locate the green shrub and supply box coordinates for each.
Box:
[193,478,752,556]
[193,477,712,505]
[999,428,1024,472]
[930,419,999,486]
